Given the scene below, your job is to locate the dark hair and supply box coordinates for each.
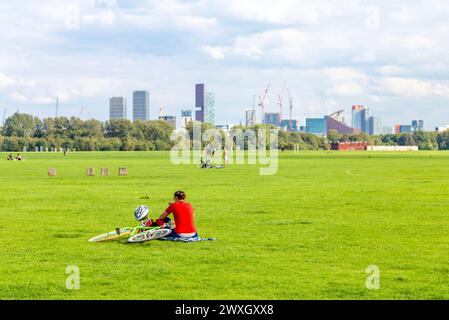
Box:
[174,191,186,200]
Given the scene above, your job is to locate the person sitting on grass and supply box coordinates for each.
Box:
[204,145,212,165]
[16,153,23,161]
[136,191,197,239]
[224,147,229,166]
[154,191,197,238]
[7,154,13,161]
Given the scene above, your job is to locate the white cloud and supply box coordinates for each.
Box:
[201,46,226,60]
[176,15,217,30]
[9,92,27,103]
[213,0,343,25]
[202,28,311,63]
[323,68,368,97]
[82,10,116,27]
[377,77,449,98]
[0,73,16,88]
[95,0,117,9]
[327,83,364,97]
[31,95,55,104]
[1,1,449,127]
[377,65,407,76]
[65,6,81,30]
[99,2,217,31]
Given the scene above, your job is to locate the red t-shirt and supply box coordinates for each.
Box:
[165,201,196,234]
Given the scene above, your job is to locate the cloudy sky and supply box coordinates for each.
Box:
[1,0,449,128]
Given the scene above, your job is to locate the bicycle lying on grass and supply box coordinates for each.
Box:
[197,159,224,169]
[88,225,173,243]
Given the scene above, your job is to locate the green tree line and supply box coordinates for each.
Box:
[1,113,449,151]
[0,113,174,151]
[325,129,448,151]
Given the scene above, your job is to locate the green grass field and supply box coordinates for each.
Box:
[1,151,449,300]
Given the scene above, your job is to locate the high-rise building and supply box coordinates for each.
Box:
[412,120,424,132]
[281,119,298,131]
[367,116,382,135]
[265,112,281,127]
[245,109,256,126]
[133,90,150,121]
[399,125,412,133]
[109,97,127,120]
[396,124,412,133]
[326,110,359,134]
[306,118,327,135]
[181,110,193,128]
[195,84,215,124]
[195,84,205,122]
[159,116,176,129]
[352,105,369,133]
[205,92,215,125]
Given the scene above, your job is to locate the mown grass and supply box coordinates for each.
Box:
[1,151,449,300]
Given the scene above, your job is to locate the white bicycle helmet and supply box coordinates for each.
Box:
[134,205,150,221]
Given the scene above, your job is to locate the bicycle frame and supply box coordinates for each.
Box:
[121,225,162,237]
[89,222,169,243]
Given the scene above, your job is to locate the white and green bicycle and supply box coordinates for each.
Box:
[88,205,173,243]
[88,225,173,243]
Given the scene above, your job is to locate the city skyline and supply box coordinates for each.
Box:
[104,87,419,135]
[1,1,449,128]
[1,78,439,131]
[3,80,428,135]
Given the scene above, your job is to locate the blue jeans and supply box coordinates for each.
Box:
[168,231,199,238]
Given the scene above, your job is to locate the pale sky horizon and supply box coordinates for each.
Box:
[1,0,449,129]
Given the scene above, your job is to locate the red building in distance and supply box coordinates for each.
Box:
[330,141,369,151]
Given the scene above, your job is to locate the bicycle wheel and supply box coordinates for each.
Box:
[128,228,173,243]
[88,228,132,243]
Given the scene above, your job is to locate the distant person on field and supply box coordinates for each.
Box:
[224,147,229,166]
[204,145,212,164]
[210,146,217,166]
[16,153,23,161]
[7,154,13,161]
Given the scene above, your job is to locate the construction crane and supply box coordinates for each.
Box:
[1,108,7,125]
[55,96,59,118]
[277,81,287,127]
[258,84,271,124]
[287,88,295,130]
[251,95,256,124]
[158,94,167,119]
[78,106,87,119]
[159,104,165,118]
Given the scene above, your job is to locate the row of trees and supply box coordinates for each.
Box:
[326,129,449,150]
[2,112,449,151]
[0,113,175,151]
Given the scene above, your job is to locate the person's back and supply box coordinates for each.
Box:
[159,191,197,238]
[167,201,196,234]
